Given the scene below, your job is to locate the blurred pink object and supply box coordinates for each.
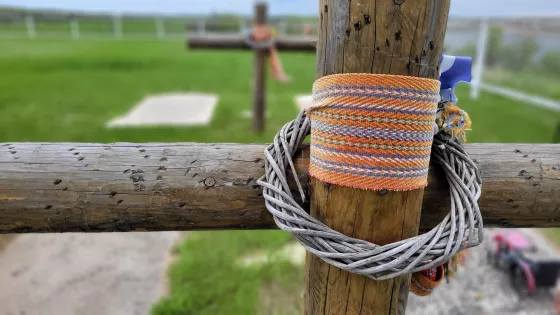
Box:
[492,231,533,250]
[489,230,560,298]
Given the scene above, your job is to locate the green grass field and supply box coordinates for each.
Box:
[1,38,559,315]
[485,68,560,101]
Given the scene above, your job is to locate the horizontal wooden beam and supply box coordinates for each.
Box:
[187,34,317,51]
[0,143,558,233]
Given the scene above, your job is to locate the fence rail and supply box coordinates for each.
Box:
[0,142,558,234]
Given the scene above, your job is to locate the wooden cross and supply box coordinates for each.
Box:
[186,2,315,133]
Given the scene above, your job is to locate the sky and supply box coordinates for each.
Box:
[1,0,560,17]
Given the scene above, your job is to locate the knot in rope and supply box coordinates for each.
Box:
[435,101,472,143]
[244,24,276,49]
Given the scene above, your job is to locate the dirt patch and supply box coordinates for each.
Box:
[0,232,181,315]
[408,229,558,315]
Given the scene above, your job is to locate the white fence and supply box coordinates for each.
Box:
[446,17,560,110]
[0,12,318,40]
[0,14,188,39]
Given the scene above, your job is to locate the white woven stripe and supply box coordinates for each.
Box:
[311,111,435,126]
[313,87,440,102]
[312,134,433,151]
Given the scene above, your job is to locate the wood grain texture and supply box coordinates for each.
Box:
[187,34,317,51]
[305,1,451,314]
[255,2,267,25]
[0,143,558,234]
[253,3,267,133]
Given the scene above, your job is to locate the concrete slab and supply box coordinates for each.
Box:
[107,93,218,127]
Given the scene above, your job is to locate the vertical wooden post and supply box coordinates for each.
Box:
[304,1,450,315]
[252,2,267,133]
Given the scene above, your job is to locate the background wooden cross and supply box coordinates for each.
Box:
[186,2,315,133]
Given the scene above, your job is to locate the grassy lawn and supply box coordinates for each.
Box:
[153,231,304,315]
[1,38,559,315]
[484,67,560,101]
[0,38,314,143]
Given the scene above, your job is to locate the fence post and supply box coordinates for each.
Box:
[155,17,165,39]
[239,18,245,33]
[197,20,206,34]
[25,14,36,39]
[279,21,287,35]
[252,2,267,133]
[471,18,489,99]
[70,18,80,39]
[113,14,123,39]
[305,1,451,314]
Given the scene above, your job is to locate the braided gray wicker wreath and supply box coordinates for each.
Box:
[257,109,484,280]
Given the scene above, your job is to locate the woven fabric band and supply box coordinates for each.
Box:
[309,73,441,191]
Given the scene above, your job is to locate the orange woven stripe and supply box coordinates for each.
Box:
[309,73,440,191]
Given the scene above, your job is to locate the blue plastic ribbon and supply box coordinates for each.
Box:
[439,55,472,104]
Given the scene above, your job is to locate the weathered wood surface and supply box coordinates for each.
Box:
[306,0,451,314]
[187,34,317,52]
[0,143,559,234]
[253,3,267,133]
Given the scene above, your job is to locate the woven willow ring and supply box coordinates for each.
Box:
[257,108,483,280]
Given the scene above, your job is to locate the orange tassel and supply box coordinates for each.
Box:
[410,265,445,296]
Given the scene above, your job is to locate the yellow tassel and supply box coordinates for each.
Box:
[437,102,472,143]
